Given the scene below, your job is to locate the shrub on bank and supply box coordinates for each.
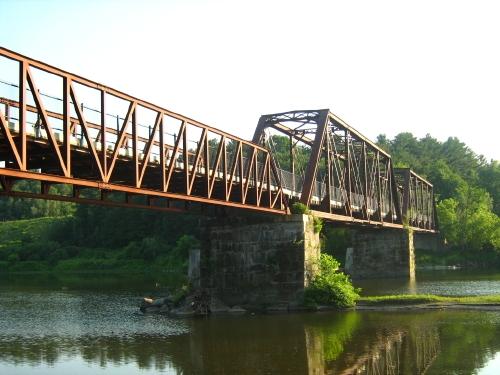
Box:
[304,254,360,308]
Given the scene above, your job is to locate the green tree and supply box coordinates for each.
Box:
[437,186,499,251]
[436,198,459,246]
[478,160,500,215]
[0,181,74,220]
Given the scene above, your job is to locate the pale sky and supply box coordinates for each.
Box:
[1,0,499,160]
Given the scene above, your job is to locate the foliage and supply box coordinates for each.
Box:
[416,248,500,268]
[0,214,200,275]
[267,135,311,173]
[290,202,310,214]
[289,202,322,232]
[478,160,500,215]
[304,254,360,308]
[0,181,74,220]
[377,132,499,254]
[437,186,500,251]
[312,216,323,233]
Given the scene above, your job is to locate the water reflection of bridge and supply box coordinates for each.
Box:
[335,328,440,375]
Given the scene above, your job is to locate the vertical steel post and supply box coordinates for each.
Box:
[401,168,411,225]
[101,90,107,177]
[388,160,402,223]
[132,107,138,187]
[204,134,210,195]
[362,143,368,219]
[159,115,166,191]
[19,60,27,170]
[223,138,227,200]
[299,110,328,206]
[376,152,383,222]
[183,124,188,194]
[63,77,71,176]
[239,142,244,202]
[345,130,352,216]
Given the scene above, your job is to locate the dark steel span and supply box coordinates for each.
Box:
[0,47,436,232]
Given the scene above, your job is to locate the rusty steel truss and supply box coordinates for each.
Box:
[0,47,436,232]
[253,110,437,232]
[0,47,285,214]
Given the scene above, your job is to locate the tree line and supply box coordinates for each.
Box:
[0,131,498,272]
[377,133,499,252]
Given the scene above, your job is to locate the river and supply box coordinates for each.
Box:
[0,270,499,374]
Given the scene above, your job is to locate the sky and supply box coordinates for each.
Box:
[1,0,499,160]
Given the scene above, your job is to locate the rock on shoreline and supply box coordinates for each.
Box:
[140,289,247,317]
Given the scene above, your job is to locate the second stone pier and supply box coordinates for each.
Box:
[346,228,415,279]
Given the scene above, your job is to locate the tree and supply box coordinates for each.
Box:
[437,185,499,251]
[478,160,500,215]
[0,181,74,221]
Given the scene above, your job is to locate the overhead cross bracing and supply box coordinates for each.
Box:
[253,110,437,232]
[0,47,436,232]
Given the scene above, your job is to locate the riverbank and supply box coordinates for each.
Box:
[359,294,500,304]
[0,216,194,275]
[356,294,500,312]
[139,291,500,316]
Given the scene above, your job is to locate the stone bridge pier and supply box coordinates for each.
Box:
[192,216,418,306]
[198,214,321,306]
[345,228,415,279]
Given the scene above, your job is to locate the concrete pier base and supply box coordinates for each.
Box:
[200,214,321,306]
[347,228,415,279]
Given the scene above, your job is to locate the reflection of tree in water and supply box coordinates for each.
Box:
[304,312,361,374]
[422,311,500,374]
[0,314,313,374]
[0,335,180,372]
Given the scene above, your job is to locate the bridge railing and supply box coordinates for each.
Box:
[0,47,286,213]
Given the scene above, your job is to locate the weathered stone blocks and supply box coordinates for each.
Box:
[200,214,320,305]
[348,228,415,279]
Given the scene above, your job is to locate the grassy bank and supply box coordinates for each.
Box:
[0,217,193,276]
[359,294,500,305]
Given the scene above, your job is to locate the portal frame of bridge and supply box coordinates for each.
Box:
[253,110,437,232]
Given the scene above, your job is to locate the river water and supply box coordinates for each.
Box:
[0,270,499,374]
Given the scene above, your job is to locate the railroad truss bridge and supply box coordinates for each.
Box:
[0,47,437,287]
[0,47,435,233]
